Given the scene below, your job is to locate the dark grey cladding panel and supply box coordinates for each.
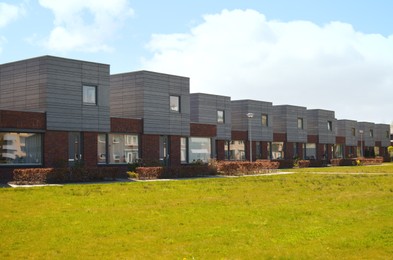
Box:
[375,124,390,147]
[358,122,376,147]
[111,71,190,136]
[337,120,358,146]
[190,93,231,139]
[273,105,308,142]
[43,56,110,131]
[231,100,273,141]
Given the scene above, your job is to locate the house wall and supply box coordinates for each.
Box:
[231,100,273,141]
[273,105,308,143]
[375,124,390,147]
[307,109,336,144]
[190,93,231,140]
[337,120,358,146]
[0,56,111,132]
[358,122,376,147]
[110,71,190,136]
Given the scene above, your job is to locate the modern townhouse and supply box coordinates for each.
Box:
[336,120,359,158]
[190,93,231,162]
[306,109,336,161]
[0,55,110,180]
[231,100,274,161]
[0,55,391,181]
[375,124,391,158]
[272,105,308,160]
[110,70,190,166]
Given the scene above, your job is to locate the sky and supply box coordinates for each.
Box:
[0,0,392,125]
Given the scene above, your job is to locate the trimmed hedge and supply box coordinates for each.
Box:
[216,161,279,176]
[135,167,164,180]
[12,167,120,185]
[330,157,384,166]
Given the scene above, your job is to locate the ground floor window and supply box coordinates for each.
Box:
[189,137,211,163]
[374,146,380,156]
[272,142,284,160]
[0,132,42,165]
[224,140,245,160]
[98,133,139,164]
[333,144,344,158]
[305,143,316,160]
[180,137,187,163]
[256,142,262,159]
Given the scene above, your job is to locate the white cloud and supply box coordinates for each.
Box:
[39,0,133,52]
[142,9,393,123]
[0,2,25,28]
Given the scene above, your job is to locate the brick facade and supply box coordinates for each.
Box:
[169,135,181,166]
[44,131,68,167]
[0,110,46,130]
[141,134,160,164]
[111,118,143,133]
[190,123,216,137]
[83,132,98,167]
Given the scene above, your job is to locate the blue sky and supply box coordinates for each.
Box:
[0,0,392,124]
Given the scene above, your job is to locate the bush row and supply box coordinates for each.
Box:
[12,167,120,185]
[135,164,217,179]
[330,157,384,166]
[216,160,279,176]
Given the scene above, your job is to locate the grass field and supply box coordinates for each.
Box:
[1,164,393,259]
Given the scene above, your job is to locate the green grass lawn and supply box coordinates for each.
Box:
[1,165,393,259]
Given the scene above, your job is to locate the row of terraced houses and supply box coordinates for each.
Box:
[0,56,391,181]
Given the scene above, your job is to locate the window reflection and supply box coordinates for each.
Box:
[0,132,42,165]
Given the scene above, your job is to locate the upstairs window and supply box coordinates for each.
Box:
[351,128,356,136]
[327,121,333,131]
[83,85,97,105]
[369,129,374,137]
[261,114,268,127]
[217,110,224,123]
[170,96,180,112]
[297,118,304,129]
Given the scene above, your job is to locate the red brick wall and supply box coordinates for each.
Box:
[0,110,46,129]
[232,130,247,140]
[307,135,318,143]
[44,131,68,167]
[216,140,226,160]
[169,135,181,166]
[336,136,345,144]
[261,141,269,159]
[273,133,286,142]
[190,123,216,137]
[111,118,142,133]
[285,142,295,159]
[141,134,160,164]
[83,132,98,167]
[245,140,255,161]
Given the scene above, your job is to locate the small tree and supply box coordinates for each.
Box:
[388,146,393,162]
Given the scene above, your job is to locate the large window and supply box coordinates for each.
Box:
[333,144,343,158]
[0,132,42,165]
[272,142,284,159]
[217,110,225,123]
[305,143,316,160]
[170,96,180,112]
[189,137,211,163]
[225,140,245,160]
[98,134,139,164]
[83,85,97,105]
